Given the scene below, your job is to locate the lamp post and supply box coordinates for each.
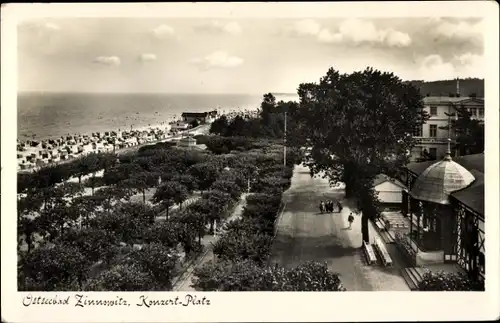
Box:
[284,111,287,166]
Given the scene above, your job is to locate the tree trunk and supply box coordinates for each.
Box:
[209,220,214,235]
[26,234,32,254]
[78,175,82,184]
[142,189,146,204]
[165,206,169,220]
[361,213,369,244]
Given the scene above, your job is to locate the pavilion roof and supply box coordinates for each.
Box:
[450,170,484,216]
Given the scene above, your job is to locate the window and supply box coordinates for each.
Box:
[478,108,484,117]
[470,108,477,117]
[429,148,437,160]
[429,124,437,137]
[430,106,438,116]
[412,125,422,137]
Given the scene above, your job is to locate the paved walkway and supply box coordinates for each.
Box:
[270,164,409,291]
[173,193,249,291]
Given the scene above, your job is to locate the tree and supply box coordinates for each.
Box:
[226,115,247,137]
[291,67,428,244]
[260,93,277,125]
[190,119,200,128]
[172,174,198,194]
[179,207,207,244]
[440,105,484,155]
[20,243,89,291]
[188,162,221,192]
[210,115,229,136]
[58,227,119,264]
[418,270,484,291]
[191,260,345,291]
[83,264,157,291]
[202,190,233,233]
[130,243,180,289]
[74,152,100,185]
[143,221,180,247]
[87,205,145,246]
[210,180,242,201]
[152,181,188,218]
[93,186,133,210]
[121,171,158,203]
[212,230,273,264]
[102,163,142,186]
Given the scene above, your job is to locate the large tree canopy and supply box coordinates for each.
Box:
[290,67,428,243]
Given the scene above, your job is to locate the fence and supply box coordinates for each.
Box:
[273,200,287,238]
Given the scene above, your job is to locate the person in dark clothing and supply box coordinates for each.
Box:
[327,200,333,213]
[337,201,343,213]
[348,212,354,229]
[319,201,325,214]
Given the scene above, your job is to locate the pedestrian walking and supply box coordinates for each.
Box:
[348,213,354,229]
[327,200,333,213]
[319,201,325,214]
[337,201,343,213]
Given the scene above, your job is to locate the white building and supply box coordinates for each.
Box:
[410,81,484,162]
[373,174,406,205]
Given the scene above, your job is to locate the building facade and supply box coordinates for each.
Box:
[410,96,484,162]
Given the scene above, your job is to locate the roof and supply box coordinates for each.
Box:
[373,174,406,189]
[450,170,484,216]
[423,96,484,105]
[409,157,476,205]
[182,112,209,117]
[406,153,484,176]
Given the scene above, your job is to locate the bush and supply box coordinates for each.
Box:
[83,263,158,291]
[213,230,274,264]
[191,260,346,291]
[418,270,485,291]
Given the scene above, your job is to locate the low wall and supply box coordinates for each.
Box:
[416,250,445,266]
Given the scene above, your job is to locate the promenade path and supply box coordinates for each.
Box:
[173,193,249,291]
[270,164,409,291]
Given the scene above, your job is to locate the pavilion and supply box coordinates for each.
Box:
[400,142,484,283]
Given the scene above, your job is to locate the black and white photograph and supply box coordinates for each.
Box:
[2,2,499,322]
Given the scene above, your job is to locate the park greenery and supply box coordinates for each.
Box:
[17,67,484,292]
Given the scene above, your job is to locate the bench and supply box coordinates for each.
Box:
[374,237,393,267]
[363,240,378,265]
[375,219,386,231]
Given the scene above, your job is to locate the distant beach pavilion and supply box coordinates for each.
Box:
[181,111,218,124]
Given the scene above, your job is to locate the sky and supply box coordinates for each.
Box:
[17,17,484,94]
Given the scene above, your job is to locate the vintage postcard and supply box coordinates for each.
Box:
[1,2,499,322]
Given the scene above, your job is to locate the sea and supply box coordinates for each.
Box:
[17,92,299,141]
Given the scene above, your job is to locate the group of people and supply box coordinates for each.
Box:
[319,200,343,214]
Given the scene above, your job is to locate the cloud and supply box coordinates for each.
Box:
[292,19,321,36]
[190,51,243,70]
[337,19,412,47]
[432,19,483,41]
[151,24,175,38]
[93,56,121,66]
[286,18,412,47]
[138,53,157,62]
[194,21,242,35]
[417,53,484,81]
[317,29,343,44]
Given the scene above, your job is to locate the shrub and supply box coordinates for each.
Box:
[191,260,346,291]
[418,270,485,291]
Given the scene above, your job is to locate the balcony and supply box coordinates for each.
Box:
[414,137,452,144]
